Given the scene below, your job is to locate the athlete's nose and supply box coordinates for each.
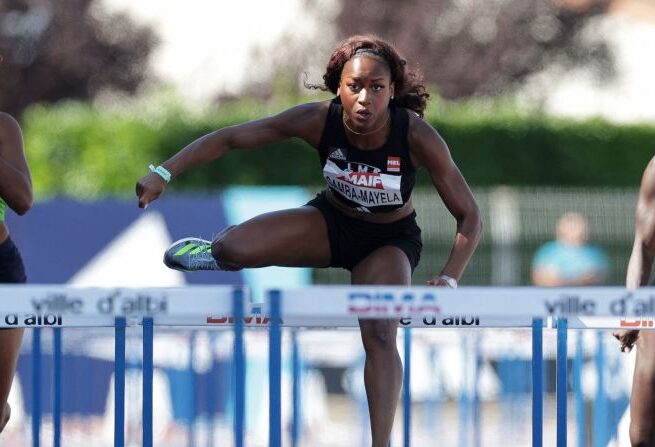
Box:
[357,88,371,105]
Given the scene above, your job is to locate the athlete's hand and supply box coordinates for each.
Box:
[613,329,640,353]
[426,276,456,287]
[136,172,167,209]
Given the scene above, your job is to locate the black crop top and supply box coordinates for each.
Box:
[317,98,417,213]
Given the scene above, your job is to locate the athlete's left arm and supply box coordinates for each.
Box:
[408,113,482,285]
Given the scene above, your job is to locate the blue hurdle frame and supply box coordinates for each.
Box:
[262,292,564,447]
[28,289,578,447]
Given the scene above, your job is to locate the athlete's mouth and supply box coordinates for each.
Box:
[355,109,372,119]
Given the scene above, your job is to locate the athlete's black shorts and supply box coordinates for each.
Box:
[306,191,422,271]
[0,237,27,284]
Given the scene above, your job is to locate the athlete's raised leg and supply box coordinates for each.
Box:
[165,206,331,272]
[352,246,412,447]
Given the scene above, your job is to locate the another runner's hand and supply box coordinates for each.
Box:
[613,329,640,353]
[136,173,167,209]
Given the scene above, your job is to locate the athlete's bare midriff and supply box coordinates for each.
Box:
[325,188,415,223]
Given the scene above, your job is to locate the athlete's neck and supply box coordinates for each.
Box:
[342,111,391,150]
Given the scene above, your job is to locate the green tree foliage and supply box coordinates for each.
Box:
[0,0,156,116]
[334,0,613,99]
[22,98,654,199]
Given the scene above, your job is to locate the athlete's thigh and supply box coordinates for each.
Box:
[351,245,412,286]
[216,206,331,268]
[631,331,655,430]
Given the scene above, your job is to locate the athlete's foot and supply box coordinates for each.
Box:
[0,402,11,433]
[163,237,219,272]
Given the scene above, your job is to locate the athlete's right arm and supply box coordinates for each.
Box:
[614,157,655,351]
[136,101,328,208]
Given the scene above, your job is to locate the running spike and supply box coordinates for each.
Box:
[164,237,219,271]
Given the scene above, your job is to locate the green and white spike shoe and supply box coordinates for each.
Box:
[163,237,219,271]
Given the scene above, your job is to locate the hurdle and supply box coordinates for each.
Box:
[1,285,652,446]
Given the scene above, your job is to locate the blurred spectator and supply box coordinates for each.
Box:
[531,212,609,286]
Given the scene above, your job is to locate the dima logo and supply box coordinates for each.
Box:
[207,306,280,326]
[349,291,440,316]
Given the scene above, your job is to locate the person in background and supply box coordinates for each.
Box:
[531,211,609,287]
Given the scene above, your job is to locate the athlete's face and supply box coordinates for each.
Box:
[338,55,394,132]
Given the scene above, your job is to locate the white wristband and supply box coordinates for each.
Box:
[437,275,458,288]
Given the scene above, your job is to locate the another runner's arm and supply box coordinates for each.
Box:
[137,101,327,208]
[408,114,482,284]
[627,157,655,288]
[0,112,32,215]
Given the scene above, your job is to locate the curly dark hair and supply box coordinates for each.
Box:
[307,35,430,117]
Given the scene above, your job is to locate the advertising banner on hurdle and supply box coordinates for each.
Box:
[279,286,655,322]
[0,285,236,327]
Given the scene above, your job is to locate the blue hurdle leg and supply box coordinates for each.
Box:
[233,288,245,447]
[292,329,300,447]
[32,328,41,447]
[403,327,412,447]
[269,290,282,447]
[114,317,126,447]
[142,317,154,447]
[573,331,585,447]
[532,318,543,447]
[473,333,481,447]
[593,330,608,447]
[557,319,568,447]
[459,334,470,447]
[53,328,62,447]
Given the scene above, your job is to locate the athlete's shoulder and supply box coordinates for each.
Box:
[404,109,436,136]
[645,155,655,175]
[272,100,332,147]
[0,112,21,133]
[0,112,22,149]
[276,100,331,126]
[405,109,446,148]
[639,156,655,200]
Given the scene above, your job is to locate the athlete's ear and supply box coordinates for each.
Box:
[337,87,340,96]
[390,83,395,100]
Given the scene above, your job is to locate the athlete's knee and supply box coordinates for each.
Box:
[360,320,398,354]
[211,227,253,270]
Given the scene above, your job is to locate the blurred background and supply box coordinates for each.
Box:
[2,0,655,445]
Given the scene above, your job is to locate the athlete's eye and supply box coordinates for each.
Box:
[372,85,384,92]
[348,84,361,92]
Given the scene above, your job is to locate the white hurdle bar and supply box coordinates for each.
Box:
[2,285,655,447]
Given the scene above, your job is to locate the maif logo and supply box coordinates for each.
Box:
[348,291,441,316]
